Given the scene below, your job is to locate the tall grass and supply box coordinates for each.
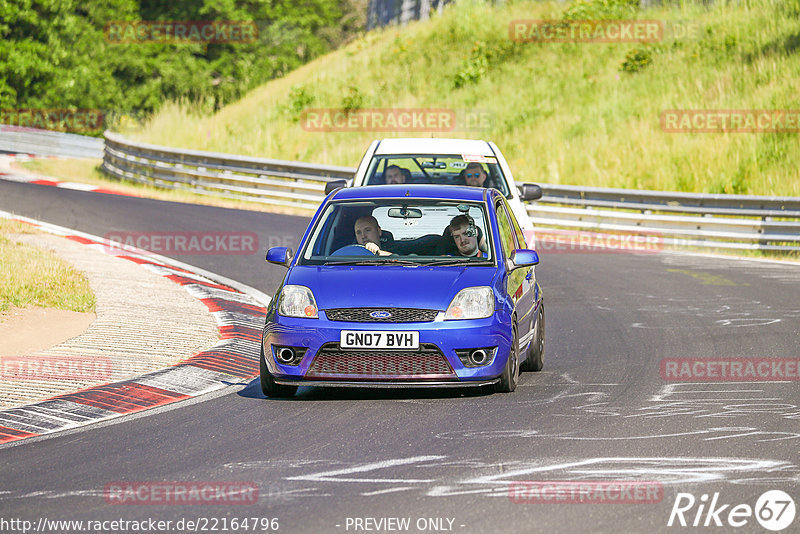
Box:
[0,220,96,313]
[132,0,800,196]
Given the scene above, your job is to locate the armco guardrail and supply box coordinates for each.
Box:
[102,131,353,211]
[534,185,800,252]
[100,131,800,252]
[0,125,104,159]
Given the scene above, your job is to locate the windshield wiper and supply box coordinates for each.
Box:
[423,258,493,266]
[323,258,423,266]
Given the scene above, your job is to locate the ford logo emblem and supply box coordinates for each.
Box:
[370,310,391,319]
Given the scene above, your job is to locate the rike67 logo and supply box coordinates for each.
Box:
[668,490,796,531]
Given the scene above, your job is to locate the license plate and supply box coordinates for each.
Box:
[340,330,419,349]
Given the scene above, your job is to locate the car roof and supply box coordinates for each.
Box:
[331,184,490,202]
[373,138,494,157]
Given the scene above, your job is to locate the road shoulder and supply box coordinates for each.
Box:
[0,213,270,446]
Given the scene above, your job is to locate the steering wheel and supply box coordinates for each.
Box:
[330,244,376,257]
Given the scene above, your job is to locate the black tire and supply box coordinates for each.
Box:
[495,323,519,393]
[521,303,545,372]
[260,345,298,398]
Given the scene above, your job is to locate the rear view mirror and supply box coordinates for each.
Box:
[421,161,447,169]
[518,183,543,201]
[325,179,347,195]
[510,249,539,269]
[388,207,422,219]
[266,246,293,267]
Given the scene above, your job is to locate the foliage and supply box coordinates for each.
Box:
[561,0,640,21]
[286,84,315,122]
[0,0,366,133]
[453,41,490,89]
[620,47,653,73]
[340,85,364,114]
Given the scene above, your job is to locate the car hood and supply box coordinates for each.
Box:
[286,265,496,311]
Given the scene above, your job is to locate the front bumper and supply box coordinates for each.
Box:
[263,310,512,385]
[272,379,499,388]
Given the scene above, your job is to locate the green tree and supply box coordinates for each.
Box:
[0,0,365,128]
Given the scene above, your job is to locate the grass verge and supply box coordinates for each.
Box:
[0,219,96,313]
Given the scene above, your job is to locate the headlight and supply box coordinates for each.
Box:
[444,287,494,320]
[278,285,318,318]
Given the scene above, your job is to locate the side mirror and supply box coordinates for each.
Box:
[510,249,539,269]
[518,183,543,201]
[266,246,293,267]
[324,179,347,195]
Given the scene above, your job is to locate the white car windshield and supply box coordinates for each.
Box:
[365,154,510,197]
[299,199,494,265]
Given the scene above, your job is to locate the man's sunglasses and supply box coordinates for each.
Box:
[465,172,483,178]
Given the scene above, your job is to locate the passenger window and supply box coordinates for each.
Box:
[501,198,527,248]
[495,201,517,260]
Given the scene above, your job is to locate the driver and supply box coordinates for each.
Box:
[463,163,489,187]
[385,165,411,185]
[354,215,393,256]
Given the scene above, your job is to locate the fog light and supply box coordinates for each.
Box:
[455,347,497,368]
[272,345,307,366]
[277,347,295,364]
[471,349,488,365]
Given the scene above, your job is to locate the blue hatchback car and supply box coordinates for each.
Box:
[261,184,545,396]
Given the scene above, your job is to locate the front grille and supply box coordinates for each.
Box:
[325,307,439,323]
[305,343,455,380]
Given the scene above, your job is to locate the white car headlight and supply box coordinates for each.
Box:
[278,285,318,318]
[444,286,494,320]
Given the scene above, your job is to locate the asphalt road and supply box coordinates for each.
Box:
[1,180,799,533]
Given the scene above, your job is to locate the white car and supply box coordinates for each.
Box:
[325,138,542,243]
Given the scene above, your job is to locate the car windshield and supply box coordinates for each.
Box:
[299,199,494,266]
[365,154,510,197]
